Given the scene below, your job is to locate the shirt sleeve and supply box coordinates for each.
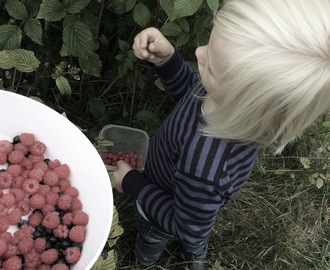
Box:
[152,49,197,102]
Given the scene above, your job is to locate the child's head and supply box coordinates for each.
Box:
[201,0,330,151]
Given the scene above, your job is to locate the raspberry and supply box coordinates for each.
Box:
[0,193,16,208]
[12,176,24,188]
[0,139,13,155]
[45,191,59,205]
[28,154,45,163]
[25,249,41,268]
[17,236,34,254]
[20,157,34,170]
[65,246,81,264]
[21,169,31,179]
[28,212,44,228]
[0,203,9,216]
[0,239,7,256]
[57,194,72,210]
[0,171,14,189]
[39,265,52,270]
[54,224,69,239]
[69,225,86,243]
[64,186,79,198]
[13,142,29,155]
[0,232,12,243]
[34,161,49,172]
[2,255,22,270]
[29,141,47,156]
[9,188,26,202]
[38,184,51,196]
[58,179,71,191]
[33,237,46,253]
[29,193,46,209]
[54,164,70,179]
[22,178,40,195]
[70,198,82,211]
[16,200,31,215]
[20,132,35,146]
[0,216,10,232]
[40,248,58,264]
[42,212,60,229]
[61,212,73,225]
[7,208,22,225]
[6,164,22,177]
[2,243,18,259]
[72,210,89,226]
[8,149,25,164]
[29,168,45,182]
[47,159,60,170]
[43,170,59,186]
[51,263,69,270]
[0,151,7,164]
[51,185,61,193]
[41,204,56,215]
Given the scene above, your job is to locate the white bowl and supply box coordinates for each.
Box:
[0,90,113,269]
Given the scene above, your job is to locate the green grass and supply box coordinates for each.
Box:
[112,167,330,270]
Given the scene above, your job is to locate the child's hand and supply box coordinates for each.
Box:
[112,160,132,193]
[133,27,175,66]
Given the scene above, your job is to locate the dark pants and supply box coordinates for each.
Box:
[134,205,208,267]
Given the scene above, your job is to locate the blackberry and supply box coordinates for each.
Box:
[0,169,5,172]
[59,238,73,250]
[32,208,43,214]
[44,158,50,164]
[33,230,43,239]
[72,242,83,251]
[12,135,21,144]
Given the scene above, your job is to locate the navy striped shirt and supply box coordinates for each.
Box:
[122,50,260,245]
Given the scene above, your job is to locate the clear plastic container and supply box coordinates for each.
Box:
[98,124,149,171]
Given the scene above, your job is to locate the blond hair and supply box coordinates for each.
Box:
[202,0,330,151]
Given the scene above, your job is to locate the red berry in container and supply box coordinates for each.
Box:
[57,194,72,210]
[2,255,22,270]
[54,164,70,179]
[43,170,59,186]
[29,193,46,209]
[40,248,58,264]
[0,139,13,155]
[8,149,25,164]
[42,212,60,229]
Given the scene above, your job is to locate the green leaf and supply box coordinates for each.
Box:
[177,18,190,33]
[175,0,203,18]
[88,99,106,119]
[63,18,93,57]
[0,25,22,50]
[63,0,91,14]
[176,33,190,47]
[126,0,136,12]
[55,76,72,95]
[118,62,128,77]
[110,0,126,14]
[160,23,182,37]
[316,177,324,189]
[133,3,150,27]
[78,52,101,77]
[322,121,330,128]
[118,39,129,52]
[37,0,66,21]
[8,49,40,72]
[91,249,117,270]
[5,0,29,20]
[82,10,98,29]
[24,18,43,45]
[0,50,14,69]
[25,0,42,17]
[160,0,176,21]
[206,0,220,14]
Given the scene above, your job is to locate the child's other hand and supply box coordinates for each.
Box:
[113,160,132,193]
[133,27,175,66]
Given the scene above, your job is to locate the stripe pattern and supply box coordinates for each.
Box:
[136,52,259,244]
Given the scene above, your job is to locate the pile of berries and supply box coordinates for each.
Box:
[0,133,89,269]
[100,151,140,168]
